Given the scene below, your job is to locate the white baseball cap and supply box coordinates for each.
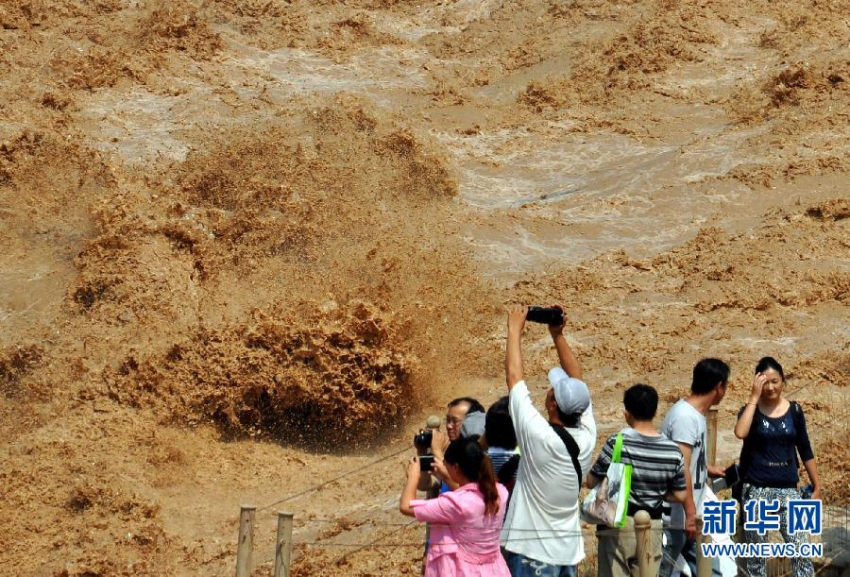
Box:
[548,367,590,415]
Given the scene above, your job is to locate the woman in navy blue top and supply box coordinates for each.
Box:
[734,357,821,577]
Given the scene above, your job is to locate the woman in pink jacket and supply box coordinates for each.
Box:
[400,436,511,577]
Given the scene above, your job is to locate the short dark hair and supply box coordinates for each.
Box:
[484,396,516,450]
[448,397,485,414]
[691,358,730,395]
[755,356,784,380]
[557,407,581,428]
[623,384,658,420]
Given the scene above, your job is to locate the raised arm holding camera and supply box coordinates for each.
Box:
[502,304,597,577]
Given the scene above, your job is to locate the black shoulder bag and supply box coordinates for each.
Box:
[550,423,583,486]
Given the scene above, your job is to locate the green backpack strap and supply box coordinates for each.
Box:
[610,432,632,529]
[611,432,625,464]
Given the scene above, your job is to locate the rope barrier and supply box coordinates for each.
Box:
[293,519,669,534]
[279,503,850,531]
[813,547,850,576]
[263,507,850,574]
[299,517,414,527]
[290,506,850,537]
[820,403,850,426]
[329,518,418,565]
[287,525,850,548]
[308,528,669,545]
[256,443,410,512]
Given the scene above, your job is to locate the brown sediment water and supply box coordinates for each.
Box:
[2,0,850,575]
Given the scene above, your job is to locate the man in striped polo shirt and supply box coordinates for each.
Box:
[587,384,688,577]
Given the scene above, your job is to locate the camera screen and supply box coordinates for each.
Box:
[419,455,434,472]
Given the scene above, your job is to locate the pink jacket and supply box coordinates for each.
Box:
[411,482,511,577]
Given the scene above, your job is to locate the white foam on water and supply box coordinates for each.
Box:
[80,87,198,163]
[735,337,799,348]
[238,45,429,107]
[439,102,787,276]
[69,10,846,282]
[78,41,433,164]
[435,122,698,209]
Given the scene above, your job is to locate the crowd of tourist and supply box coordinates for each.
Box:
[398,305,821,577]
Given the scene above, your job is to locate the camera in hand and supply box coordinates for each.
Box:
[714,464,742,493]
[527,306,564,326]
[724,464,740,487]
[413,430,433,451]
[419,454,435,472]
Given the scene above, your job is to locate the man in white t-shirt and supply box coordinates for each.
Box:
[659,358,730,577]
[501,305,596,577]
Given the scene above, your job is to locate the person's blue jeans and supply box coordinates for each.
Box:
[504,551,577,577]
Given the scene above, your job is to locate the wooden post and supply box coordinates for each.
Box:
[695,517,712,577]
[707,407,718,467]
[274,512,294,577]
[633,510,652,577]
[236,505,256,577]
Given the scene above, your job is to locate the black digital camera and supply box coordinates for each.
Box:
[419,455,435,472]
[413,430,432,450]
[526,306,564,325]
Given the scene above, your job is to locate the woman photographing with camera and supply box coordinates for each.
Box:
[400,436,510,577]
[734,356,821,577]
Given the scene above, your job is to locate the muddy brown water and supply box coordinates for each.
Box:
[2,1,850,575]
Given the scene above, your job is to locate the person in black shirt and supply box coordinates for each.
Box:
[484,396,519,490]
[734,356,821,577]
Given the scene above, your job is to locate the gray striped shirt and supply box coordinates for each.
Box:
[590,428,686,515]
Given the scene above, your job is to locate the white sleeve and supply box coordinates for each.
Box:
[579,399,596,437]
[576,400,597,472]
[509,381,551,453]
